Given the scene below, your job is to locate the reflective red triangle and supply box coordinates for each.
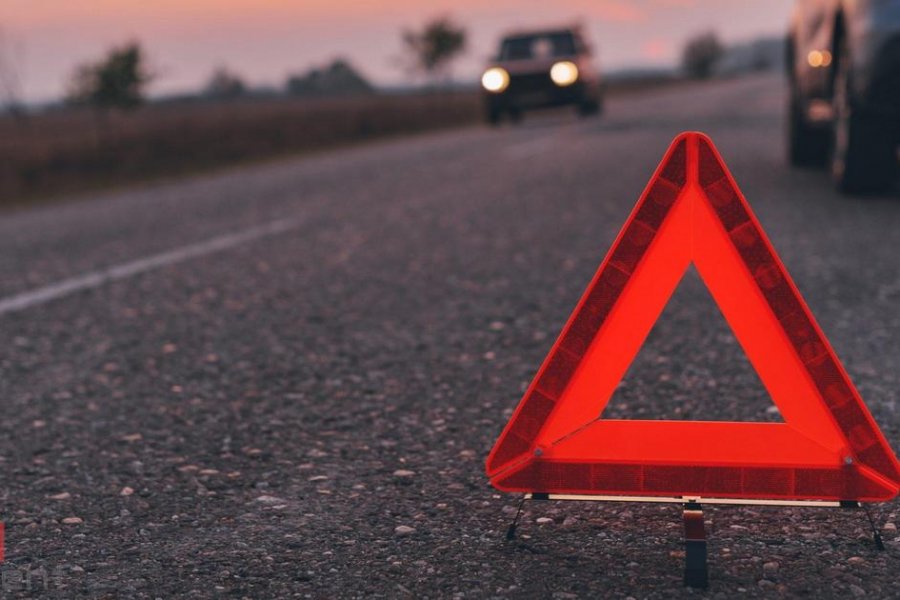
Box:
[486,132,900,502]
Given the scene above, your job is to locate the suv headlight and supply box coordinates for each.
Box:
[550,61,579,86]
[481,67,510,93]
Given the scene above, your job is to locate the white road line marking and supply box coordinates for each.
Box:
[0,216,302,317]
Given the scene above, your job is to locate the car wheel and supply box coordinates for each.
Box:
[486,106,503,126]
[577,99,600,118]
[831,39,897,194]
[787,92,829,167]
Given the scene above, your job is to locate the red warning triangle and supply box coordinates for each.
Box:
[486,132,900,502]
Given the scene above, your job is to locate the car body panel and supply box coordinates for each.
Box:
[787,0,899,192]
[481,26,602,116]
[789,0,900,116]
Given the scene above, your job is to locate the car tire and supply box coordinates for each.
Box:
[832,111,896,194]
[787,94,829,167]
[577,98,600,118]
[831,40,896,194]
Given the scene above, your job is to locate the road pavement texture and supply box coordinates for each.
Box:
[1,73,898,598]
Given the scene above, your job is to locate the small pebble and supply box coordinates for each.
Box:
[255,495,286,505]
[49,492,71,501]
[393,469,415,477]
[62,517,83,525]
[536,517,553,524]
[120,487,135,496]
[849,584,866,597]
[847,556,865,566]
[394,525,416,537]
[763,561,779,576]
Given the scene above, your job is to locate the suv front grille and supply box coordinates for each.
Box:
[508,72,553,94]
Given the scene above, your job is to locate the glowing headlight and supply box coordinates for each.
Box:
[550,61,579,86]
[481,67,510,93]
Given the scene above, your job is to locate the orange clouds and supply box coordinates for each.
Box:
[642,38,670,60]
[6,0,402,28]
[558,0,648,22]
[591,2,648,22]
[654,0,700,6]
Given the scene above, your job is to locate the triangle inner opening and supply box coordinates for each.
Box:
[602,266,783,422]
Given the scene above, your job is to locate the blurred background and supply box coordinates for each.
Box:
[3,3,900,597]
[0,0,792,206]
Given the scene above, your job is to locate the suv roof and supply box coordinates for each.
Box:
[501,24,585,40]
[497,27,587,61]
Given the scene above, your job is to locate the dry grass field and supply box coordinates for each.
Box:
[0,92,482,206]
[0,77,684,208]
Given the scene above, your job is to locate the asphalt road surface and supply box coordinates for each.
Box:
[1,73,899,599]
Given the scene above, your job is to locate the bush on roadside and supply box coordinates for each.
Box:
[682,32,724,80]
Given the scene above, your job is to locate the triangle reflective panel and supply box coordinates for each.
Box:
[486,132,900,502]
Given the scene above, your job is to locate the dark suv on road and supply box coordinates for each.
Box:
[787,0,900,193]
[480,26,603,124]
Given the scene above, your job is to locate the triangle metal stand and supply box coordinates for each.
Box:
[503,493,887,589]
[682,501,708,589]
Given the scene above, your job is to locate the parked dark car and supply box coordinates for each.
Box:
[480,26,603,124]
[787,0,900,193]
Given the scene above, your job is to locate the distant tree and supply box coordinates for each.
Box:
[750,42,773,72]
[205,66,246,100]
[67,42,152,109]
[286,59,374,97]
[401,16,466,84]
[0,26,25,116]
[681,31,724,79]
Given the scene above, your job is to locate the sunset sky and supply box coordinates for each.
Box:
[4,0,792,103]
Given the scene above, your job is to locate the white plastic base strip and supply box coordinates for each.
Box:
[524,493,846,507]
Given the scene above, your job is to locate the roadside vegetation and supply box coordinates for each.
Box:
[0,91,480,206]
[0,20,780,208]
[682,31,725,80]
